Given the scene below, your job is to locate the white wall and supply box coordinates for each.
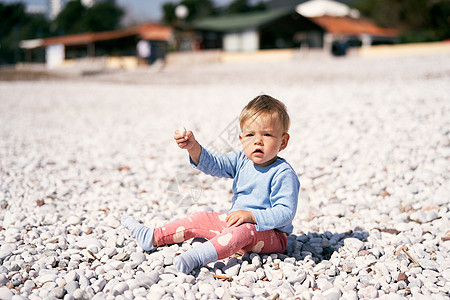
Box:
[46,44,65,69]
[223,30,259,52]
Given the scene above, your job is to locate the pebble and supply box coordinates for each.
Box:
[198,283,214,294]
[179,126,187,137]
[343,238,364,253]
[231,286,255,298]
[342,260,356,273]
[38,273,58,283]
[66,216,82,226]
[418,259,438,271]
[76,237,102,249]
[323,287,341,300]
[113,251,130,261]
[65,281,80,295]
[0,287,14,300]
[316,278,333,291]
[223,257,241,276]
[130,252,146,265]
[0,55,449,300]
[112,282,129,294]
[135,271,159,288]
[0,274,9,286]
[49,286,66,299]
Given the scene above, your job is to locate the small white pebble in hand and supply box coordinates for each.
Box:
[179,126,187,137]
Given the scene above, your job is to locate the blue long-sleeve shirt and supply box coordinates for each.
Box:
[190,146,300,234]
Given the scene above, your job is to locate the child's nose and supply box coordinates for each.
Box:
[254,134,263,144]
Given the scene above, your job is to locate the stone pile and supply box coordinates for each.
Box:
[0,53,449,299]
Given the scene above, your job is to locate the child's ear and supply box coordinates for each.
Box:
[280,133,290,151]
[238,134,243,142]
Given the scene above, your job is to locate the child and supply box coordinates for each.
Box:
[122,94,300,274]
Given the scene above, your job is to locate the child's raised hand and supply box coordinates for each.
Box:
[174,127,196,150]
[226,210,256,227]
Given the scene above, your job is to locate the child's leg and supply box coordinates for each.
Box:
[153,211,228,274]
[209,223,288,259]
[174,224,287,274]
[121,215,155,251]
[123,213,287,274]
[153,211,228,246]
[121,211,228,251]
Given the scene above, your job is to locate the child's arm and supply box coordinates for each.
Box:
[174,129,239,178]
[250,169,300,232]
[174,129,201,165]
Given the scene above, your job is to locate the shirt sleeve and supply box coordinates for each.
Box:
[189,146,240,179]
[250,169,300,232]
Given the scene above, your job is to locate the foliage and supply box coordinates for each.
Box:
[0,1,124,65]
[54,0,86,35]
[54,0,124,35]
[0,3,51,64]
[352,0,450,42]
[162,0,218,26]
[161,0,267,26]
[82,2,124,32]
[226,0,266,14]
[162,2,178,26]
[0,3,26,38]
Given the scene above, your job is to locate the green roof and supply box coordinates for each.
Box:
[192,8,293,32]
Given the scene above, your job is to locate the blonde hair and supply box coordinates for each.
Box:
[239,95,290,133]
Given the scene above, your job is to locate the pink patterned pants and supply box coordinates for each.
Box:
[153,211,287,259]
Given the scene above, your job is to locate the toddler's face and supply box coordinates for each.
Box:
[239,113,289,167]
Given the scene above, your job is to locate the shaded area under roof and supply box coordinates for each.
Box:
[192,8,293,32]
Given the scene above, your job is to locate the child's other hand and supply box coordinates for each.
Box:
[174,129,196,150]
[226,210,256,227]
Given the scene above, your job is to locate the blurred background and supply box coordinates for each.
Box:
[0,0,449,70]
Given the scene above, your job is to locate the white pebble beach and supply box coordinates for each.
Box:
[0,53,449,300]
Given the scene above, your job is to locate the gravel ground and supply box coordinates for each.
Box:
[0,53,449,300]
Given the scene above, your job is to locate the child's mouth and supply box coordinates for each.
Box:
[253,149,263,154]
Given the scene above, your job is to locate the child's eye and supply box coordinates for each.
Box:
[246,134,254,137]
[264,133,272,137]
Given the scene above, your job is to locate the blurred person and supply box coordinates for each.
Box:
[122,95,300,274]
[136,40,150,65]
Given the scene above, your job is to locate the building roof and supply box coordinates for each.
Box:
[20,23,172,49]
[42,28,137,47]
[311,16,398,36]
[137,23,173,41]
[192,8,293,32]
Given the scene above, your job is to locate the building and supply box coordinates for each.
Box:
[295,0,397,53]
[20,23,172,68]
[191,0,397,53]
[192,8,324,52]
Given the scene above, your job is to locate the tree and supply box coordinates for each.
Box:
[181,0,217,21]
[226,0,267,14]
[0,3,26,38]
[54,0,86,35]
[53,0,124,35]
[226,0,252,14]
[162,2,178,26]
[352,0,450,42]
[0,3,51,64]
[161,0,217,26]
[82,1,124,32]
[161,0,268,26]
